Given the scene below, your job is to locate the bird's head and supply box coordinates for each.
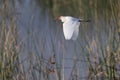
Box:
[58,16,66,22]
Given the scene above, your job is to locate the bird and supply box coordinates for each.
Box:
[58,16,90,40]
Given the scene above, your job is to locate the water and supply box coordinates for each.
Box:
[6,0,117,80]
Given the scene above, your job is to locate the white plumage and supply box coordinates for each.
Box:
[59,16,89,40]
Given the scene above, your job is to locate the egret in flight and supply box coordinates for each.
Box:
[58,16,90,40]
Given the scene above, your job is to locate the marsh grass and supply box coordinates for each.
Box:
[42,0,120,79]
[85,1,120,79]
[0,1,19,80]
[0,0,120,80]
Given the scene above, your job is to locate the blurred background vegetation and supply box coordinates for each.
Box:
[0,0,120,80]
[37,0,118,19]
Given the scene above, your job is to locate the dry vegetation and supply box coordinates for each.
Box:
[0,0,120,80]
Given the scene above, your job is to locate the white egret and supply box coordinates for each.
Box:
[58,16,90,40]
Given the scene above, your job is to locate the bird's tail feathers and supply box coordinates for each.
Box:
[79,19,91,22]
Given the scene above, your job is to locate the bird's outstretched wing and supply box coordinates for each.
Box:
[71,22,80,40]
[63,20,80,40]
